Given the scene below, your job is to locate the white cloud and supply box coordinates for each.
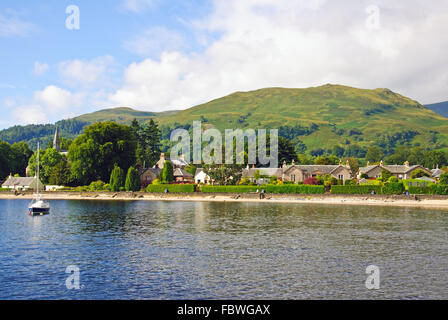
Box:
[33,61,49,75]
[58,55,115,87]
[13,105,48,125]
[123,27,186,56]
[120,0,159,13]
[110,0,448,110]
[0,12,33,37]
[34,85,73,112]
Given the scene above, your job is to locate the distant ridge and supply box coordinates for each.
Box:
[425,101,448,118]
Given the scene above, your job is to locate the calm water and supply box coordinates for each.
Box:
[0,199,447,300]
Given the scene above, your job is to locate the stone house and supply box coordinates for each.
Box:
[358,161,432,179]
[242,161,352,184]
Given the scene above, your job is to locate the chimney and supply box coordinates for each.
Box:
[283,160,287,168]
[380,160,384,166]
[367,161,370,166]
[346,160,350,168]
[404,161,410,167]
[252,164,255,169]
[180,154,185,161]
[292,159,295,165]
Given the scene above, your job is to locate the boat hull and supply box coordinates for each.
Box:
[29,207,50,216]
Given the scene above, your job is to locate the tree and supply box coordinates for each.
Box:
[314,155,339,165]
[304,177,319,185]
[160,160,174,184]
[345,157,359,177]
[110,165,125,192]
[0,141,13,179]
[381,169,392,180]
[278,137,298,165]
[366,146,384,163]
[28,148,66,184]
[204,164,243,185]
[423,150,447,169]
[332,145,345,158]
[439,172,448,185]
[131,118,162,168]
[10,141,33,176]
[49,160,71,186]
[68,122,137,185]
[125,166,141,192]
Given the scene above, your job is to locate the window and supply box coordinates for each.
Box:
[338,175,344,180]
[291,175,296,182]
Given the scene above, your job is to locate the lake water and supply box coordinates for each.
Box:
[0,199,447,300]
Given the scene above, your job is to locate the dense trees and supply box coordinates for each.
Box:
[69,122,137,185]
[28,148,67,184]
[365,146,384,163]
[0,140,33,180]
[131,118,161,168]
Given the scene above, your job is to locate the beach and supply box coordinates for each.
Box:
[2,191,448,209]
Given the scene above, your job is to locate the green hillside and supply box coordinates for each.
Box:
[156,84,448,153]
[1,84,448,155]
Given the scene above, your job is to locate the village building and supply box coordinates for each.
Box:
[431,165,443,180]
[139,168,161,188]
[2,175,44,191]
[154,153,189,170]
[194,168,212,184]
[358,161,432,179]
[174,168,194,184]
[242,161,352,184]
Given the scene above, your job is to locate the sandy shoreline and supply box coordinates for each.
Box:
[1,191,448,209]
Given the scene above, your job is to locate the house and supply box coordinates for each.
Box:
[154,153,189,170]
[195,168,212,184]
[242,167,283,185]
[2,175,44,191]
[140,168,161,188]
[242,160,352,184]
[358,161,432,179]
[281,161,352,183]
[174,168,194,183]
[431,165,443,179]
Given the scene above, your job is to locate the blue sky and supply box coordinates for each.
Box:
[1,0,448,129]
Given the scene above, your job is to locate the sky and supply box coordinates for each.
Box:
[1,0,448,129]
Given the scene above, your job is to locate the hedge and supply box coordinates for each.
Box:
[408,185,448,195]
[145,184,196,193]
[331,185,382,194]
[381,182,405,195]
[201,185,324,194]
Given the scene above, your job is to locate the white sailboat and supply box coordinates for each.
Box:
[28,142,50,216]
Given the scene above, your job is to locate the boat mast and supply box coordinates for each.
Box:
[36,142,39,197]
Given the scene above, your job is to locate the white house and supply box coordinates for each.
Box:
[195,168,212,184]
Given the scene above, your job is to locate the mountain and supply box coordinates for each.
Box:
[2,84,448,154]
[426,101,448,118]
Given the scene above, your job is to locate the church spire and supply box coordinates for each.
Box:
[53,126,60,151]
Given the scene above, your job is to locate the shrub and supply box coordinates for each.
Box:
[304,177,319,185]
[146,184,195,193]
[344,179,357,186]
[388,176,399,183]
[88,180,107,191]
[360,173,369,179]
[381,169,392,180]
[152,179,160,185]
[408,185,448,195]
